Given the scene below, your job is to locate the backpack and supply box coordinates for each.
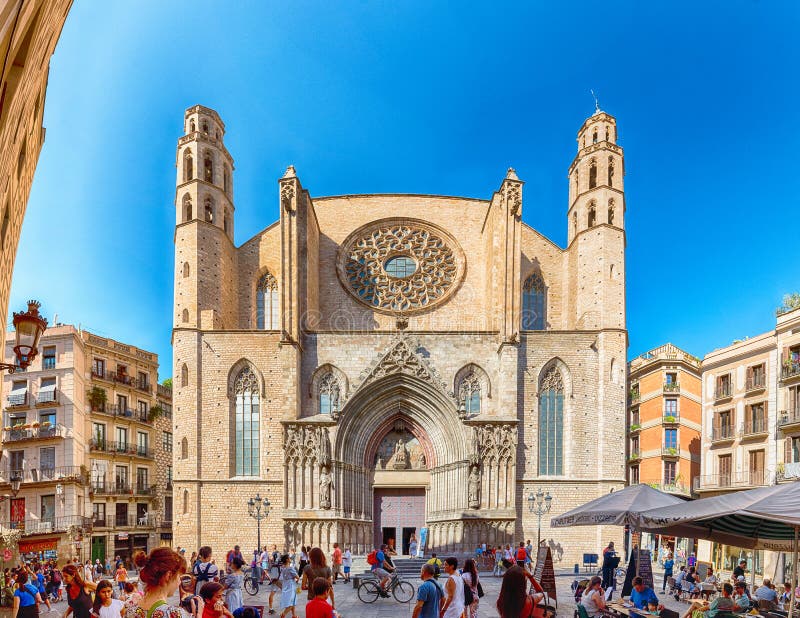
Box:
[463,575,475,606]
[366,550,378,566]
[194,562,214,582]
[52,570,62,585]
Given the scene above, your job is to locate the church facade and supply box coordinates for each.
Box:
[172,105,627,563]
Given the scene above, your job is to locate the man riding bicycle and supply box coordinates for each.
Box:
[371,544,395,597]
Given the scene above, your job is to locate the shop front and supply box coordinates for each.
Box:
[113,533,150,565]
[18,536,60,563]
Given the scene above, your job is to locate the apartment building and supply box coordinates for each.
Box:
[627,343,702,498]
[1,325,172,561]
[696,304,800,580]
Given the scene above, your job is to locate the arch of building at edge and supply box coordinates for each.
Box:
[334,373,467,465]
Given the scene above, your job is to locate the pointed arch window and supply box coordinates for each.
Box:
[319,373,341,416]
[234,366,260,476]
[459,372,481,414]
[204,198,214,223]
[608,157,615,187]
[539,367,564,475]
[183,151,193,182]
[183,262,190,278]
[204,154,213,183]
[589,160,597,189]
[588,203,597,227]
[189,120,196,133]
[608,199,615,226]
[592,130,598,144]
[180,364,188,388]
[572,211,577,236]
[256,272,279,330]
[522,274,546,330]
[182,194,192,222]
[180,437,188,460]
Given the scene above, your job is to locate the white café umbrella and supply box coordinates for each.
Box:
[634,481,800,618]
[551,484,686,576]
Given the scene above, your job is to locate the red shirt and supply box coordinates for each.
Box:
[517,547,528,561]
[305,598,333,618]
[332,548,342,564]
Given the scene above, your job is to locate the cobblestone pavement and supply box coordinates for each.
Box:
[222,570,689,618]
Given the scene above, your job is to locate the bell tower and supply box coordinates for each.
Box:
[567,107,626,331]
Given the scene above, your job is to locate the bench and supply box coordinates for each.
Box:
[583,553,599,573]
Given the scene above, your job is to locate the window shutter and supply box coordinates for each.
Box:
[785,437,792,464]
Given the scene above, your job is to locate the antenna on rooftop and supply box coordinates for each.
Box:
[590,89,601,113]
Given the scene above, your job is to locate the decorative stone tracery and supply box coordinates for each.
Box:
[284,424,332,510]
[337,219,465,314]
[469,423,517,510]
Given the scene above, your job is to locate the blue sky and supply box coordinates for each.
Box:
[10,1,800,377]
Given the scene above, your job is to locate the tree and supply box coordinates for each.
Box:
[161,377,172,389]
[777,293,800,316]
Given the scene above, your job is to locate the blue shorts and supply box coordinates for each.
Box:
[343,566,350,574]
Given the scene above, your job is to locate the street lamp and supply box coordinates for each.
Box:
[527,489,553,548]
[0,300,48,373]
[247,494,270,557]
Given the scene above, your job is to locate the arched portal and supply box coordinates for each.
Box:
[334,373,470,553]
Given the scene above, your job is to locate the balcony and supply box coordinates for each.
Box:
[661,446,680,458]
[135,483,156,496]
[35,389,59,406]
[89,439,153,459]
[693,470,774,492]
[2,424,67,442]
[647,481,691,497]
[782,360,800,382]
[711,425,735,443]
[628,450,641,462]
[42,357,56,370]
[90,404,152,425]
[628,423,642,434]
[745,376,767,393]
[91,369,142,389]
[740,419,769,440]
[5,393,29,408]
[90,481,133,496]
[629,388,640,405]
[0,466,87,484]
[663,382,680,393]
[714,383,732,400]
[778,409,800,432]
[1,515,92,536]
[93,513,158,529]
[157,384,172,399]
[663,413,680,425]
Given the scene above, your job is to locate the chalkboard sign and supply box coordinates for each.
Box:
[621,549,653,598]
[534,546,558,607]
[695,561,712,582]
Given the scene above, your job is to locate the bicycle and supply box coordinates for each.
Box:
[242,567,261,595]
[357,571,415,604]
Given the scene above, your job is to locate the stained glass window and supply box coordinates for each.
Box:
[234,367,260,476]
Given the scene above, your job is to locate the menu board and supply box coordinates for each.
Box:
[534,546,558,607]
[621,549,653,597]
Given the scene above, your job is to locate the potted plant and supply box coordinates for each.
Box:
[147,405,163,422]
[629,423,641,431]
[31,421,40,428]
[87,386,107,411]
[667,447,678,455]
[40,421,51,428]
[664,415,676,423]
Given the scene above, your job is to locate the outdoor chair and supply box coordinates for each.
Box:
[666,577,676,595]
[575,603,591,618]
[759,599,778,612]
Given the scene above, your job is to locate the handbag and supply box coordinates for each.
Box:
[477,581,485,598]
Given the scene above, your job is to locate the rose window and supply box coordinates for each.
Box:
[337,219,465,313]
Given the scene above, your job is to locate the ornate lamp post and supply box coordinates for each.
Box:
[0,301,48,373]
[527,489,553,548]
[247,494,270,558]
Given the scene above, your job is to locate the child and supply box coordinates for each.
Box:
[120,581,141,605]
[91,580,124,618]
[342,548,352,584]
[222,558,244,614]
[278,554,298,618]
[199,582,234,618]
[305,578,333,618]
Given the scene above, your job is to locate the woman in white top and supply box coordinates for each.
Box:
[441,558,465,618]
[462,559,480,618]
[581,576,607,617]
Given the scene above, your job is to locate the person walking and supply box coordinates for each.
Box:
[62,564,97,618]
[222,557,244,614]
[330,544,342,584]
[440,557,465,618]
[662,553,675,593]
[277,554,298,618]
[462,558,480,618]
[409,534,419,558]
[11,571,44,618]
[412,564,442,618]
[601,542,617,589]
[341,548,352,584]
[297,547,308,577]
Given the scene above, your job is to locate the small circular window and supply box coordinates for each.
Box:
[384,255,417,278]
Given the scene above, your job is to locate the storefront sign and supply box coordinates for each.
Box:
[18,538,58,553]
[3,549,12,561]
[117,533,129,541]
